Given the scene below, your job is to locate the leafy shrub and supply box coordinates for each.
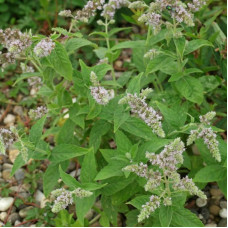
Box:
[0,0,227,227]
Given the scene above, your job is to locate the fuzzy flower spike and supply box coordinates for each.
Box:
[187,111,221,162]
[51,188,92,213]
[34,38,55,58]
[119,89,165,138]
[90,71,114,105]
[123,138,206,222]
[136,0,207,34]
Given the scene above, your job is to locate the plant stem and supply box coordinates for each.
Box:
[89,214,101,225]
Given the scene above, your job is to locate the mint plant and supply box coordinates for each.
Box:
[0,0,226,227]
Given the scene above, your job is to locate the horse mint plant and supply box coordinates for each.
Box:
[0,0,226,226]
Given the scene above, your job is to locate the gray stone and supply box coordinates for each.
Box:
[219,208,227,219]
[0,197,14,211]
[85,209,94,220]
[2,169,15,181]
[8,213,20,224]
[19,206,33,218]
[210,189,223,200]
[220,201,227,209]
[3,163,13,170]
[14,169,25,181]
[205,224,217,227]
[209,205,221,216]
[196,198,207,207]
[201,207,210,220]
[218,218,227,227]
[13,106,24,117]
[3,114,15,125]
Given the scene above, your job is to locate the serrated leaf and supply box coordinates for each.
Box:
[50,144,91,163]
[184,39,213,55]
[48,42,73,80]
[175,76,204,104]
[159,206,173,227]
[171,207,204,227]
[194,165,226,182]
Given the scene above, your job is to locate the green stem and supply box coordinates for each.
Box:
[154,73,163,92]
[89,214,101,225]
[146,25,151,47]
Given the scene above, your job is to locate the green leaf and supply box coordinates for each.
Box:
[114,105,129,132]
[99,212,110,227]
[50,144,91,163]
[184,39,213,55]
[111,40,145,51]
[159,206,173,227]
[65,38,96,55]
[115,130,132,153]
[80,150,97,183]
[175,76,204,104]
[174,37,186,59]
[75,194,96,226]
[94,160,127,180]
[146,55,174,76]
[156,102,188,130]
[43,161,68,196]
[101,196,118,226]
[194,165,227,182]
[120,117,156,140]
[217,178,227,198]
[59,165,81,189]
[13,72,41,86]
[171,207,204,227]
[109,27,132,37]
[89,119,111,152]
[29,116,46,145]
[48,41,73,80]
[127,72,143,94]
[127,195,150,210]
[56,119,76,144]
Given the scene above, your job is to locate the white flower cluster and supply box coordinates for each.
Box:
[128,1,148,9]
[90,71,114,105]
[187,111,221,162]
[138,195,160,222]
[0,128,16,154]
[34,38,55,58]
[0,29,32,69]
[28,106,48,120]
[136,0,207,33]
[119,89,165,138]
[123,138,206,222]
[51,188,92,213]
[187,0,206,12]
[144,49,160,60]
[101,0,130,19]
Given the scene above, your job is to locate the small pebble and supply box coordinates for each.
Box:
[0,197,14,211]
[19,206,34,218]
[13,106,23,117]
[8,212,20,224]
[210,189,223,200]
[3,163,13,170]
[9,149,19,163]
[209,205,220,216]
[14,220,21,226]
[201,207,210,220]
[15,168,25,181]
[219,208,227,218]
[2,169,14,181]
[205,223,217,227]
[3,114,15,125]
[35,190,46,208]
[85,209,94,220]
[220,201,227,209]
[196,198,207,207]
[218,218,227,227]
[0,212,7,221]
